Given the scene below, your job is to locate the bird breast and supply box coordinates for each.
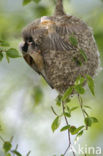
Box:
[29,52,44,72]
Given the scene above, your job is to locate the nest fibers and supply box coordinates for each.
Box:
[20,0,100,93]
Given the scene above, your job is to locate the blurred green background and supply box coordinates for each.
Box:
[0,0,103,155]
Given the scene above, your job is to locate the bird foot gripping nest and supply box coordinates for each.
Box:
[19,0,100,94]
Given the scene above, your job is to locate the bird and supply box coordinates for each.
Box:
[19,0,100,94]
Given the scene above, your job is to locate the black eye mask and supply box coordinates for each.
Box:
[22,42,28,52]
[28,37,33,43]
[27,37,36,47]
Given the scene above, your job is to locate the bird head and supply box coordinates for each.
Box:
[19,21,48,56]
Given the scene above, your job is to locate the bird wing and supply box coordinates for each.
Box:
[55,16,89,36]
[48,32,73,52]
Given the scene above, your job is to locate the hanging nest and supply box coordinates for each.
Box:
[20,0,100,93]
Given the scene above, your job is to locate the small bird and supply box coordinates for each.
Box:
[19,0,100,93]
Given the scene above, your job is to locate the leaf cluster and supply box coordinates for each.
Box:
[0,40,21,63]
[51,75,98,155]
[0,136,31,156]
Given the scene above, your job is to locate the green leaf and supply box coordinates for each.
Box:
[86,75,95,96]
[91,117,98,123]
[77,130,83,136]
[75,76,85,85]
[65,98,71,103]
[12,150,22,156]
[34,5,50,17]
[32,87,43,105]
[84,117,93,127]
[6,48,21,58]
[22,0,32,6]
[69,126,77,135]
[64,112,71,118]
[62,87,73,101]
[79,49,87,61]
[84,105,92,109]
[3,141,12,153]
[70,106,79,112]
[73,125,84,134]
[60,125,70,132]
[0,40,9,47]
[51,116,61,132]
[75,85,85,94]
[0,53,3,61]
[75,130,83,141]
[84,117,98,127]
[73,57,82,66]
[69,35,78,46]
[77,125,84,131]
[56,95,62,106]
[6,153,11,156]
[66,106,71,113]
[32,0,41,3]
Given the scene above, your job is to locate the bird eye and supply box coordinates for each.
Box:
[28,37,33,44]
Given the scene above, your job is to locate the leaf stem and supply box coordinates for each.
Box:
[62,101,75,156]
[78,94,88,130]
[51,106,58,116]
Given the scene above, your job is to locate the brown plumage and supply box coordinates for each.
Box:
[19,0,100,93]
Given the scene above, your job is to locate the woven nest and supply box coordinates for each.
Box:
[42,16,99,93]
[21,0,100,94]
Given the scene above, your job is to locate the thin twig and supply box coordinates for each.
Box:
[62,101,75,156]
[83,109,89,117]
[10,136,14,143]
[27,151,31,156]
[78,94,88,130]
[78,94,85,119]
[78,94,87,156]
[63,144,71,155]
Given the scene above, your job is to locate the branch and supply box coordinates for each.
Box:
[62,101,75,156]
[54,0,66,16]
